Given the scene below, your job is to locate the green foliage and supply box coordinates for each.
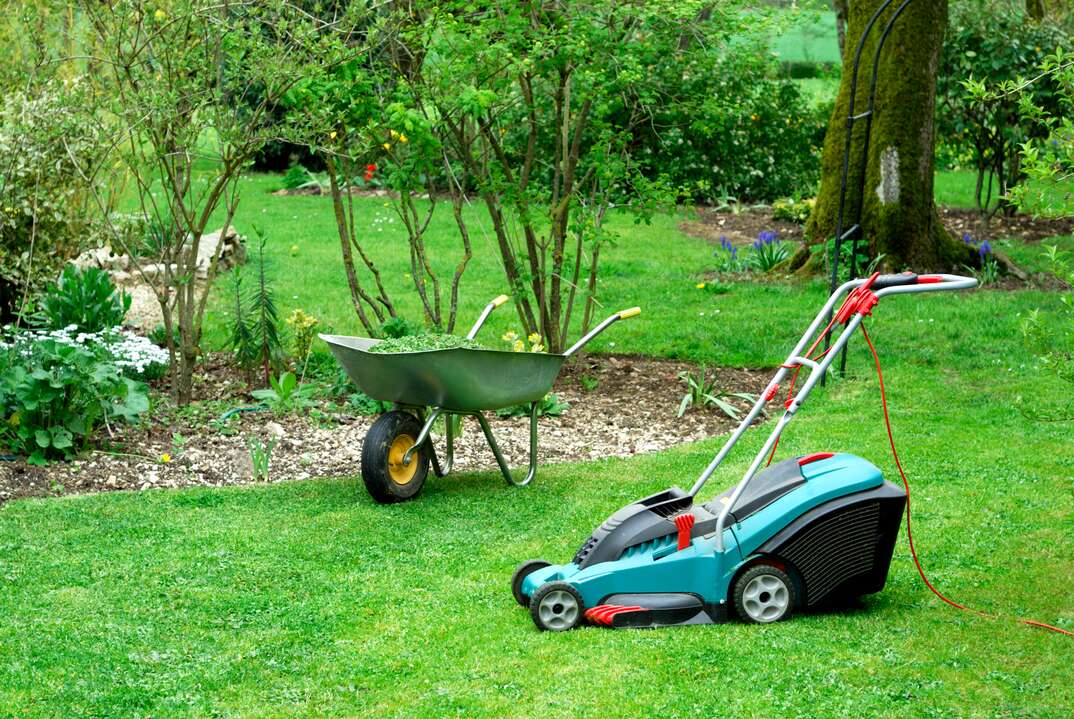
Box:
[824,236,886,284]
[996,49,1073,217]
[32,265,130,334]
[378,316,423,339]
[677,365,756,420]
[938,4,1069,215]
[495,393,569,419]
[346,391,393,417]
[251,371,318,415]
[0,330,150,464]
[368,334,486,354]
[0,81,105,322]
[771,197,815,225]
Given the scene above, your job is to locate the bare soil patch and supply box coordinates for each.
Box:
[0,354,771,505]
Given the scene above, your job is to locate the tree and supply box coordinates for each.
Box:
[800,0,975,272]
[80,0,367,403]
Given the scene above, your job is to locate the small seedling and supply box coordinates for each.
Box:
[247,435,278,482]
[579,375,599,392]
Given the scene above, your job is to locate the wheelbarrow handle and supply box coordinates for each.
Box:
[466,294,511,340]
[563,307,641,357]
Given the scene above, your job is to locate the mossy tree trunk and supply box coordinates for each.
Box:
[801,0,975,273]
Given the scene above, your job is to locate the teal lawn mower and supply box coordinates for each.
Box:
[512,272,978,631]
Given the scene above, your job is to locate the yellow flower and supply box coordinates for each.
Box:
[382,142,391,150]
[289,244,299,257]
[696,282,706,289]
[329,131,337,139]
[530,344,545,353]
[389,129,399,138]
[160,453,171,464]
[399,134,408,143]
[750,114,759,121]
[501,331,518,342]
[154,9,167,21]
[512,339,525,353]
[527,332,541,345]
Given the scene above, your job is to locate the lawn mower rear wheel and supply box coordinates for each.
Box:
[733,564,797,624]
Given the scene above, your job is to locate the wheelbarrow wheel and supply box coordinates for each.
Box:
[361,411,430,503]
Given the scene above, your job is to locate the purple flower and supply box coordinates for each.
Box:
[753,238,763,250]
[730,246,738,259]
[979,240,992,257]
[719,236,732,252]
[757,230,778,245]
[962,232,973,245]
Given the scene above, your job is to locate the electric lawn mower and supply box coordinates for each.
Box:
[512,271,978,631]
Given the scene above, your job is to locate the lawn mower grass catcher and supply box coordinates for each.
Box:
[513,272,978,631]
[321,295,640,503]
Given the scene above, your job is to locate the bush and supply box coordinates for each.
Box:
[937,3,1069,214]
[0,327,151,464]
[0,82,105,323]
[32,265,131,333]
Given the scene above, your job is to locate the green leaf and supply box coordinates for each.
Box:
[34,429,51,448]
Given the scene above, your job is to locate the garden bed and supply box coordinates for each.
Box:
[0,354,770,504]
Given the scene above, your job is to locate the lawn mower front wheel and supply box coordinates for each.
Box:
[361,411,430,503]
[530,581,584,632]
[511,559,551,607]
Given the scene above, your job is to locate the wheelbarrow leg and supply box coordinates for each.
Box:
[402,408,455,477]
[474,402,538,487]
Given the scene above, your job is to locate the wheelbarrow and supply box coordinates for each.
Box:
[320,295,641,503]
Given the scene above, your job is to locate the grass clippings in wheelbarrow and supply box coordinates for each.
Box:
[367,334,488,354]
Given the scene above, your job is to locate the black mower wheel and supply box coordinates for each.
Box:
[530,581,584,632]
[732,564,797,624]
[511,560,551,607]
[360,411,430,504]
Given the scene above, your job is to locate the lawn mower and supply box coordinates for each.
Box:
[512,272,978,631]
[321,296,640,503]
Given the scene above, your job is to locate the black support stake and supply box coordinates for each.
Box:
[822,0,917,385]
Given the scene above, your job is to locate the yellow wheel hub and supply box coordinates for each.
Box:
[387,434,419,485]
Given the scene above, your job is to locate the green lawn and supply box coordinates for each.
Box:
[2,190,1073,715]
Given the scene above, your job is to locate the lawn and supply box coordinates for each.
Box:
[2,186,1073,716]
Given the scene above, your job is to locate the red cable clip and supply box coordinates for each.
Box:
[673,513,695,551]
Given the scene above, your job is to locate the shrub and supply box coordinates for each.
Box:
[0,328,151,464]
[33,265,131,334]
[0,82,105,322]
[937,3,1069,215]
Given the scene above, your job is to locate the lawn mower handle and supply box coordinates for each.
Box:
[688,272,977,553]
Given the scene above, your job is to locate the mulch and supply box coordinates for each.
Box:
[0,354,771,505]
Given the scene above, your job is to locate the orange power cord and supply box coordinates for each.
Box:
[860,322,1073,638]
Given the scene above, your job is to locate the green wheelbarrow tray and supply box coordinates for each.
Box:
[319,296,641,502]
[320,335,565,413]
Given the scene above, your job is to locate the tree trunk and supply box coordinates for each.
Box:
[832,0,848,57]
[802,0,974,272]
[1026,0,1045,21]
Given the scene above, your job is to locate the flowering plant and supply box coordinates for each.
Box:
[712,236,750,274]
[748,230,790,272]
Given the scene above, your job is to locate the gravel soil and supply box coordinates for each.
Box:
[0,354,771,505]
